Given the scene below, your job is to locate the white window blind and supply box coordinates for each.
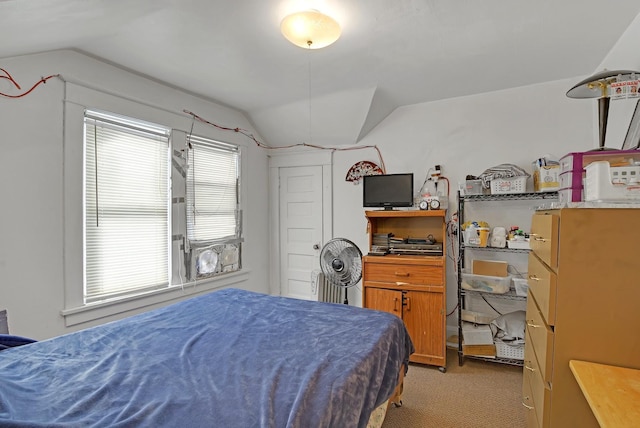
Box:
[186,135,240,243]
[84,110,171,304]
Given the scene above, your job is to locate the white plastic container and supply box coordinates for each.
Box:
[585,161,640,202]
[461,271,511,294]
[462,322,494,345]
[490,176,527,194]
[507,240,530,250]
[495,340,524,360]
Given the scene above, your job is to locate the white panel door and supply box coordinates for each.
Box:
[279,166,323,300]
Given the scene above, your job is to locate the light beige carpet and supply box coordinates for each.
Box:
[382,349,526,428]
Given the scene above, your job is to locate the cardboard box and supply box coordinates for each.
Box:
[472,260,508,277]
[533,164,560,192]
[462,343,497,357]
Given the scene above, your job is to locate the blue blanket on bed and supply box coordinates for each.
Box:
[0,288,413,427]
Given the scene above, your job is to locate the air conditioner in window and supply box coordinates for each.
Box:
[189,243,241,281]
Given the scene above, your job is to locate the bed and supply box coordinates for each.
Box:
[0,288,414,427]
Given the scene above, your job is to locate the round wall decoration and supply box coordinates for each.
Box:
[345,161,384,183]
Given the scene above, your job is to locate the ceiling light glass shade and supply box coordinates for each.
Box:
[280,10,341,49]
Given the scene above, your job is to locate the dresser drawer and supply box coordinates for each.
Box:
[524,327,551,428]
[522,365,540,428]
[364,262,443,285]
[526,295,554,385]
[530,213,559,269]
[527,253,557,326]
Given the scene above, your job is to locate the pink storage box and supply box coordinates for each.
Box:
[559,169,584,189]
[560,150,640,174]
[559,186,583,205]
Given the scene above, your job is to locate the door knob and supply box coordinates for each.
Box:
[313,243,320,250]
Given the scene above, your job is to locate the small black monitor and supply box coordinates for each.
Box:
[363,173,414,210]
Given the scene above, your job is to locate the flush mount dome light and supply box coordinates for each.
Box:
[280,10,341,49]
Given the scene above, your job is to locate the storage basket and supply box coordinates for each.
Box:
[495,340,524,360]
[490,176,527,194]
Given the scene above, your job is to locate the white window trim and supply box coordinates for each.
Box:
[63,82,248,327]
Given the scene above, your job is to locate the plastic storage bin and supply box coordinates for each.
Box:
[490,176,527,194]
[558,186,583,205]
[495,340,524,360]
[462,322,494,345]
[461,271,511,294]
[464,179,483,195]
[584,161,640,202]
[559,169,584,189]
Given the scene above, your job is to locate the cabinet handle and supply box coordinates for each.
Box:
[527,321,541,328]
[521,401,534,410]
[528,275,540,281]
[393,297,399,312]
[394,272,410,277]
[405,296,411,311]
[524,364,536,372]
[534,236,548,242]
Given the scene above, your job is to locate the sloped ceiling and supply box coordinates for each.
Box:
[2,0,640,146]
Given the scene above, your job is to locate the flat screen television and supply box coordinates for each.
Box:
[363,173,414,210]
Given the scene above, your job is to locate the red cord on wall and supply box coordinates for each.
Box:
[0,68,60,98]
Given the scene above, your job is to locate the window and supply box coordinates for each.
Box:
[84,110,171,304]
[82,109,242,307]
[186,135,240,243]
[185,135,242,281]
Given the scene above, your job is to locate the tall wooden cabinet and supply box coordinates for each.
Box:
[522,208,640,427]
[362,210,447,371]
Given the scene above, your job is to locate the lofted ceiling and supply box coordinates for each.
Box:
[2,0,640,147]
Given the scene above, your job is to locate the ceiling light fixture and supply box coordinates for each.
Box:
[280,10,341,49]
[567,69,640,150]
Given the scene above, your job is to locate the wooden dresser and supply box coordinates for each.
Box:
[362,210,446,370]
[522,208,640,427]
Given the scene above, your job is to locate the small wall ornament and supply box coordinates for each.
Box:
[345,161,384,184]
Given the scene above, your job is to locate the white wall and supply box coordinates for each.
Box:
[330,77,615,334]
[0,50,270,339]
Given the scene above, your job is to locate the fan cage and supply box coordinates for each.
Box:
[319,238,363,288]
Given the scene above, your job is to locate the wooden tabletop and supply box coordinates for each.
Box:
[569,360,640,428]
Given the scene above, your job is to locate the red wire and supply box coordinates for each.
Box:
[0,68,21,90]
[0,71,60,98]
[183,109,387,173]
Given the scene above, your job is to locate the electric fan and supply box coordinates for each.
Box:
[197,249,219,276]
[319,238,363,305]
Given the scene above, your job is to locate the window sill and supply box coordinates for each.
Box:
[62,270,250,327]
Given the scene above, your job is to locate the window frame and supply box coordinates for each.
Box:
[62,83,249,327]
[83,109,173,304]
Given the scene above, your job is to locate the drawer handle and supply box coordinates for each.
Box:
[524,364,536,372]
[394,272,410,277]
[521,401,534,410]
[527,321,541,328]
[534,236,548,242]
[528,275,540,281]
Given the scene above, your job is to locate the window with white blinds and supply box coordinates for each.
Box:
[84,110,171,304]
[186,135,240,243]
